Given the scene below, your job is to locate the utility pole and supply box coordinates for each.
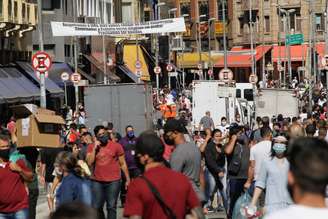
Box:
[208,18,215,79]
[325,1,328,111]
[287,12,292,85]
[168,8,177,88]
[222,0,228,70]
[73,0,79,112]
[249,0,255,75]
[308,1,313,112]
[102,0,108,84]
[277,3,282,87]
[37,0,46,108]
[156,2,165,97]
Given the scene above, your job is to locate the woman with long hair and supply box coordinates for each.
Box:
[249,136,293,215]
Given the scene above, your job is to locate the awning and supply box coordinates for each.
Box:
[117,65,139,83]
[177,52,222,68]
[215,45,272,68]
[123,44,150,81]
[16,61,64,97]
[272,44,308,62]
[0,68,40,104]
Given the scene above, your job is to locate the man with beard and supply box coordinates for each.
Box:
[224,123,250,219]
[119,125,140,206]
[265,137,328,219]
[0,131,33,219]
[86,125,130,219]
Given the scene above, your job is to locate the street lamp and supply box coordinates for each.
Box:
[280,8,296,86]
[198,14,207,79]
[208,18,216,80]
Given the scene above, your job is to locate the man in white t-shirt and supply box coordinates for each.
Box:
[244,126,272,190]
[265,137,328,219]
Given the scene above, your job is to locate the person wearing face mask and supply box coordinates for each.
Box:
[264,137,328,219]
[86,125,130,219]
[0,132,33,219]
[217,117,229,136]
[248,136,292,216]
[224,123,250,219]
[204,129,228,214]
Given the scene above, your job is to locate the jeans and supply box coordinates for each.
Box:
[0,209,29,219]
[92,180,121,219]
[205,169,228,212]
[228,178,247,218]
[28,188,39,219]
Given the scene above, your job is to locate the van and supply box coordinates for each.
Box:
[236,83,255,106]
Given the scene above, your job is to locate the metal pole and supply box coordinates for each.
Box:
[223,0,227,70]
[325,4,328,111]
[73,0,79,112]
[136,2,141,83]
[156,4,160,98]
[283,14,287,87]
[249,0,255,74]
[64,81,67,106]
[208,19,211,80]
[308,4,313,112]
[102,0,107,84]
[37,0,46,108]
[287,12,292,86]
[198,21,203,79]
[278,4,282,87]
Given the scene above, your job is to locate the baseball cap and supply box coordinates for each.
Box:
[164,119,186,134]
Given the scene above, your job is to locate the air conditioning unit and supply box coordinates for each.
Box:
[171,36,185,51]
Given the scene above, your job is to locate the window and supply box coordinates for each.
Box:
[238,17,243,34]
[64,45,70,57]
[8,0,12,17]
[22,3,26,19]
[63,0,68,15]
[315,14,324,31]
[244,89,254,101]
[144,11,150,21]
[264,16,270,32]
[27,5,30,21]
[199,1,208,22]
[0,0,3,17]
[122,3,132,23]
[296,16,301,32]
[42,0,60,11]
[217,0,227,21]
[236,89,241,98]
[180,3,190,16]
[14,1,17,18]
[106,3,111,23]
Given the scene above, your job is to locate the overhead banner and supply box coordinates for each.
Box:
[51,18,186,36]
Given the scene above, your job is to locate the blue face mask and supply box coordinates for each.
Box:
[127,131,135,138]
[273,143,287,155]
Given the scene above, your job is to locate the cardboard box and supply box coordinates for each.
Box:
[12,104,65,148]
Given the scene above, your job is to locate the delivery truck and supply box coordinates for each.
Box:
[84,83,154,135]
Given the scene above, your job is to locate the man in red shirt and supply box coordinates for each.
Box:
[0,132,33,219]
[124,131,204,219]
[86,125,130,219]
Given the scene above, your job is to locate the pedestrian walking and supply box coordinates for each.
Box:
[199,111,215,131]
[123,131,205,219]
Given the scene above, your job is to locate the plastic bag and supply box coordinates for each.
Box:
[232,192,262,219]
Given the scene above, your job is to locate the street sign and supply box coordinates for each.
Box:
[166,64,173,72]
[135,60,142,69]
[70,72,81,84]
[169,72,178,77]
[36,71,48,80]
[136,70,142,77]
[154,66,161,74]
[32,51,52,73]
[219,68,233,81]
[61,72,70,81]
[321,55,328,70]
[286,34,304,45]
[249,74,258,84]
[208,69,213,76]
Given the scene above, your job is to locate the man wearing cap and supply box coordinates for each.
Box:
[164,119,204,204]
[224,123,250,218]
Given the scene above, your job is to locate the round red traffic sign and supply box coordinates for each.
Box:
[154,66,161,74]
[70,72,81,84]
[249,74,258,84]
[166,64,173,72]
[219,68,233,81]
[208,69,213,76]
[32,51,52,73]
[61,72,69,81]
[135,60,142,69]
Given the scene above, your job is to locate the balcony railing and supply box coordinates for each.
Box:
[241,0,259,11]
[0,0,37,25]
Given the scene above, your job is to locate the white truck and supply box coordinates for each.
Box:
[255,88,299,118]
[192,80,251,130]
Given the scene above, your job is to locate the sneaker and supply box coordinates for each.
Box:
[207,206,215,213]
[216,205,225,212]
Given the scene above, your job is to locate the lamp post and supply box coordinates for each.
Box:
[198,14,207,79]
[156,2,165,98]
[222,0,228,70]
[181,14,189,88]
[249,0,255,75]
[168,8,177,89]
[208,18,216,80]
[280,8,296,86]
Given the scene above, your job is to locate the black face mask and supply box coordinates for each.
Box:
[163,134,175,146]
[97,135,109,146]
[0,149,10,161]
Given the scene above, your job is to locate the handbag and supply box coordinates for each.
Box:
[140,176,177,219]
[228,144,243,175]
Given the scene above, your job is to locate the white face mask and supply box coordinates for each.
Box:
[221,121,227,126]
